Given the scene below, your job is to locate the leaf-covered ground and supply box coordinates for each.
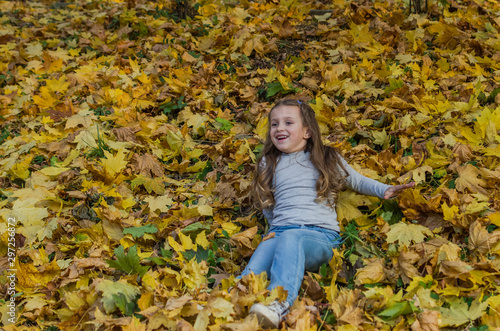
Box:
[0,0,500,329]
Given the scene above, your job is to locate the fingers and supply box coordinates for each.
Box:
[398,182,415,191]
[385,182,415,200]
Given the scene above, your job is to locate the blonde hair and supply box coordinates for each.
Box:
[251,98,348,210]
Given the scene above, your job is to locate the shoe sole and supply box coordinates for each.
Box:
[251,311,279,329]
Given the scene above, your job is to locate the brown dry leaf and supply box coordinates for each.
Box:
[222,314,260,331]
[229,226,260,258]
[262,232,275,241]
[113,125,141,143]
[411,310,440,331]
[438,260,473,278]
[455,164,489,195]
[3,0,500,328]
[397,246,421,284]
[330,288,364,327]
[355,258,386,285]
[130,153,164,177]
[468,221,500,255]
[302,273,324,301]
[452,142,474,162]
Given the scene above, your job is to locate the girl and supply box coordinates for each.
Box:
[243,98,414,328]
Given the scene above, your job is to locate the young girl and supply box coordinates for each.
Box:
[243,98,414,328]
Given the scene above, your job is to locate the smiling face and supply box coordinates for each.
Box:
[269,105,310,154]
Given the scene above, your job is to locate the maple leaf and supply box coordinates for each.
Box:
[106,245,149,277]
[130,153,164,177]
[100,147,129,178]
[180,258,208,289]
[386,222,433,247]
[439,297,489,327]
[454,163,489,196]
[144,194,173,213]
[397,246,420,284]
[467,221,500,255]
[336,190,374,222]
[96,279,141,314]
[355,258,386,285]
[3,0,500,328]
[131,175,166,194]
[229,226,260,258]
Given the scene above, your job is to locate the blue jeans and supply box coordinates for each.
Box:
[240,225,342,306]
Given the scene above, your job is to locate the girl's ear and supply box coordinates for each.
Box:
[304,128,311,139]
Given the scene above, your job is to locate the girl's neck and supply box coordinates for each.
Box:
[282,149,307,157]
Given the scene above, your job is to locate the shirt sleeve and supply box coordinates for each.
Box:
[263,208,273,221]
[339,156,391,199]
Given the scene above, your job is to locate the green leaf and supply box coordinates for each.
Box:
[123,224,158,239]
[319,263,328,278]
[266,81,285,98]
[147,256,168,266]
[112,292,137,316]
[379,199,404,225]
[96,279,141,314]
[181,221,211,236]
[378,301,418,319]
[106,245,149,277]
[384,78,404,94]
[215,117,233,132]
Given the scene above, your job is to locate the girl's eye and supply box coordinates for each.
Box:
[286,121,293,125]
[271,123,278,127]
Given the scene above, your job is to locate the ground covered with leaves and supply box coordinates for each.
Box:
[0,0,499,329]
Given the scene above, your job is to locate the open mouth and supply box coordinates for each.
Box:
[276,135,288,141]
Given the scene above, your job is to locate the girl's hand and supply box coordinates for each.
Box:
[384,182,415,200]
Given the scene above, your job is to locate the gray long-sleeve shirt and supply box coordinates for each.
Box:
[262,150,391,232]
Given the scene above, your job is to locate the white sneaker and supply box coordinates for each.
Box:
[249,300,290,328]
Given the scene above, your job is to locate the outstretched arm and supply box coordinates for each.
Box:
[383,182,415,200]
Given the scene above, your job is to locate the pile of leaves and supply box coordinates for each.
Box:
[0,0,499,329]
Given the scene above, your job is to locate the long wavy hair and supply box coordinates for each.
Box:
[251,98,348,211]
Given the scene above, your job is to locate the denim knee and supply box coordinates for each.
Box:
[274,229,335,269]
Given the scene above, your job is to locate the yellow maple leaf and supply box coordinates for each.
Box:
[9,158,32,180]
[180,258,208,289]
[336,190,374,223]
[39,166,71,177]
[442,201,459,221]
[355,258,386,285]
[437,242,461,264]
[25,42,43,58]
[488,212,500,227]
[221,222,241,236]
[144,195,173,213]
[16,258,59,289]
[178,232,195,251]
[100,148,129,178]
[33,86,59,109]
[439,297,488,327]
[197,204,213,216]
[386,222,433,246]
[45,76,69,94]
[372,129,389,148]
[196,231,210,249]
[254,116,269,140]
[455,164,488,195]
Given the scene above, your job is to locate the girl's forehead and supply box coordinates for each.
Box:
[270,105,301,118]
